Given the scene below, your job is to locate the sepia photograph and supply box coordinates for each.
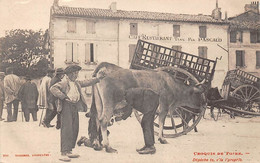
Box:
[0,0,260,162]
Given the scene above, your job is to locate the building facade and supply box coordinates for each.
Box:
[49,0,229,88]
[228,1,260,77]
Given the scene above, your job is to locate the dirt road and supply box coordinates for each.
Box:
[0,109,260,163]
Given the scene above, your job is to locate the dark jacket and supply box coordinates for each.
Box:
[18,81,39,111]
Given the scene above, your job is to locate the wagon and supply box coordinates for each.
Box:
[130,39,219,138]
[208,69,260,120]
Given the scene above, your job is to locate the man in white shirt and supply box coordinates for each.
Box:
[50,65,104,162]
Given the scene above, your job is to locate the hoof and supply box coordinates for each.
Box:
[158,138,168,144]
[105,146,118,153]
[93,144,102,151]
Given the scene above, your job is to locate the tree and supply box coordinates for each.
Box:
[0,29,50,78]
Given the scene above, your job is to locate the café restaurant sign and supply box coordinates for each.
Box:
[129,34,222,42]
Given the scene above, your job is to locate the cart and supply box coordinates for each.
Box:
[130,39,219,138]
[208,69,260,120]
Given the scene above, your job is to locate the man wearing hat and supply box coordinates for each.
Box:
[50,65,105,162]
[38,68,55,127]
[43,68,65,129]
[18,75,39,122]
[0,72,5,121]
[4,67,21,122]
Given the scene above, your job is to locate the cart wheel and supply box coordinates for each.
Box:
[134,67,206,138]
[231,84,260,116]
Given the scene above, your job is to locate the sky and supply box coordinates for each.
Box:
[0,0,257,37]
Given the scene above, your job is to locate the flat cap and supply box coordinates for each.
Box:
[55,68,64,74]
[65,65,82,74]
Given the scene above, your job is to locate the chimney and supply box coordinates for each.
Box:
[53,0,59,9]
[244,1,259,13]
[225,11,228,20]
[211,0,222,20]
[109,2,117,12]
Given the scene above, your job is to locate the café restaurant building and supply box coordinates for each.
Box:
[49,0,229,87]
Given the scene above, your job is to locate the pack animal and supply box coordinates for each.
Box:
[91,62,206,153]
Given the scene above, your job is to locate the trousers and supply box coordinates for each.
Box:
[6,99,19,121]
[61,101,79,153]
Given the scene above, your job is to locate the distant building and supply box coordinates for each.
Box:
[49,0,229,87]
[228,1,260,77]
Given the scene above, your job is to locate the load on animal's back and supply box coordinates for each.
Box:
[89,62,206,153]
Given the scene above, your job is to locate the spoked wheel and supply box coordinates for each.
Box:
[134,67,206,138]
[230,84,260,117]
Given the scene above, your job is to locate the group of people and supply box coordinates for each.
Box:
[0,64,160,162]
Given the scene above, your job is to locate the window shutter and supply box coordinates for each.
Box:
[199,26,207,38]
[230,31,237,43]
[67,19,76,33]
[90,43,94,62]
[239,31,243,42]
[173,25,180,37]
[250,31,257,43]
[66,42,73,62]
[130,23,138,35]
[236,50,245,66]
[86,21,95,34]
[256,51,260,66]
[72,43,78,62]
[85,43,90,62]
[129,44,136,62]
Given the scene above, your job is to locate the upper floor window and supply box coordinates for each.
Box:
[129,44,136,62]
[198,46,208,58]
[86,21,96,34]
[85,43,95,63]
[67,19,76,33]
[130,23,138,35]
[173,25,180,37]
[256,51,260,67]
[66,42,78,63]
[230,30,243,43]
[250,30,260,43]
[236,50,245,67]
[199,26,207,38]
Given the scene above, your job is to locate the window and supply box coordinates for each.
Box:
[172,46,182,64]
[230,30,243,43]
[130,23,138,35]
[256,51,260,67]
[236,50,245,67]
[66,42,78,63]
[129,44,136,62]
[86,21,95,34]
[67,19,76,33]
[85,43,95,63]
[199,26,207,38]
[173,25,180,37]
[250,30,260,43]
[198,46,207,58]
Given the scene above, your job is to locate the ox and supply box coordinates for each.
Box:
[90,62,206,153]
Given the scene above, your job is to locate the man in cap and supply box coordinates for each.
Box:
[50,65,105,162]
[44,68,65,129]
[18,75,38,122]
[4,67,21,122]
[38,68,55,127]
[0,72,5,121]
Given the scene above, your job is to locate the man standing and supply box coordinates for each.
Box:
[114,88,159,154]
[44,68,65,129]
[50,65,104,162]
[38,68,55,127]
[4,67,21,122]
[0,72,5,121]
[18,75,39,122]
